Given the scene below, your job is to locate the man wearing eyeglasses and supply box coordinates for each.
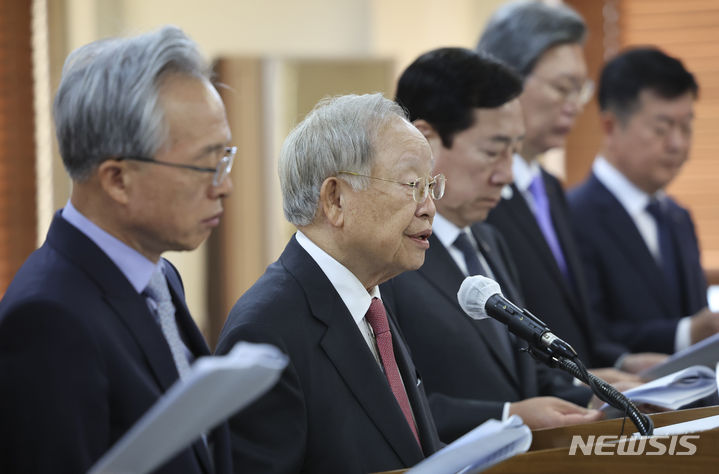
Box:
[568,48,715,355]
[479,1,666,381]
[0,27,233,473]
[215,93,443,473]
[381,47,600,443]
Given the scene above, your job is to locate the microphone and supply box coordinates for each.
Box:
[457,275,577,359]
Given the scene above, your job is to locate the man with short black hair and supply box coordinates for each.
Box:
[383,47,600,443]
[568,47,714,354]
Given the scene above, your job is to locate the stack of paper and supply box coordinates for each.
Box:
[407,415,532,474]
[641,332,719,380]
[89,342,287,474]
[602,365,717,414]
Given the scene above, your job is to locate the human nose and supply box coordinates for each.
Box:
[210,173,233,199]
[666,125,691,153]
[491,151,514,185]
[416,188,436,219]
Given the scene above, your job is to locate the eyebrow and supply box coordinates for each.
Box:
[488,134,525,144]
[654,114,694,124]
[193,143,229,162]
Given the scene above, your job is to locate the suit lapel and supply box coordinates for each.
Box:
[501,184,576,304]
[418,234,519,385]
[281,238,424,466]
[590,178,676,315]
[47,214,184,393]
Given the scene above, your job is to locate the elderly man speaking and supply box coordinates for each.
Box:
[216,93,443,473]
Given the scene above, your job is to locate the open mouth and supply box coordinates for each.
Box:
[410,229,432,241]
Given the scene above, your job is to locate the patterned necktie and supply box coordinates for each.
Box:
[144,268,192,380]
[528,174,570,280]
[453,232,516,370]
[646,198,681,312]
[365,298,420,446]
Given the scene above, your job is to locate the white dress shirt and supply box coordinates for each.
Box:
[295,231,382,364]
[592,156,691,351]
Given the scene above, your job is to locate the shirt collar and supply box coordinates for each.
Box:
[62,200,159,293]
[432,212,470,249]
[295,230,380,326]
[592,156,664,217]
[512,153,542,193]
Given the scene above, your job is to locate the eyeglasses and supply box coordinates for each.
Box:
[116,146,237,186]
[532,76,595,107]
[338,171,446,203]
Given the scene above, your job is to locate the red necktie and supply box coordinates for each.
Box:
[365,297,420,446]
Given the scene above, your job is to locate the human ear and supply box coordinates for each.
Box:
[319,177,345,228]
[97,159,131,205]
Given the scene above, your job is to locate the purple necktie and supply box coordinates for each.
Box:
[528,174,569,279]
[365,298,420,446]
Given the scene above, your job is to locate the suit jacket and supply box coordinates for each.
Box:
[0,212,231,474]
[568,172,707,353]
[381,222,590,442]
[214,236,442,474]
[486,169,627,367]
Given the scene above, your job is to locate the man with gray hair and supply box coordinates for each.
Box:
[479,0,666,381]
[0,26,234,473]
[216,93,443,473]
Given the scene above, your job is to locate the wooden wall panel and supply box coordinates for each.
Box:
[0,0,37,296]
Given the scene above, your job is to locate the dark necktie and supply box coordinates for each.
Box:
[452,232,516,369]
[365,298,420,446]
[528,174,570,280]
[646,198,681,312]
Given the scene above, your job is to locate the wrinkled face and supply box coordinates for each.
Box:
[125,75,233,260]
[341,117,435,284]
[607,90,694,194]
[520,43,589,159]
[433,100,524,227]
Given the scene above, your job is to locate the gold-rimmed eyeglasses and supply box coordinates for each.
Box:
[338,171,446,203]
[116,146,237,187]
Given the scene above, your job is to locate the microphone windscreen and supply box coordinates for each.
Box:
[457,275,502,320]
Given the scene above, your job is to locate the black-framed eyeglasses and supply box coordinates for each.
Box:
[116,146,237,186]
[338,171,446,203]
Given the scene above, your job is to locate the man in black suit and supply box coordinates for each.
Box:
[382,47,600,443]
[568,47,716,354]
[215,94,443,473]
[478,1,666,378]
[0,27,234,473]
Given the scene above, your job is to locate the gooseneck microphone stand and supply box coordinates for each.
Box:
[526,343,654,436]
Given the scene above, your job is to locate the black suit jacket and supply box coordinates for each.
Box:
[381,222,590,442]
[215,236,442,474]
[568,172,707,353]
[0,212,231,474]
[486,169,627,367]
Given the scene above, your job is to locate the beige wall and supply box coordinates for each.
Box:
[43,0,508,329]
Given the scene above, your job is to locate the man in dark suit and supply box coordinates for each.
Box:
[383,47,600,443]
[478,1,666,378]
[215,94,443,473]
[0,27,234,473]
[568,47,717,354]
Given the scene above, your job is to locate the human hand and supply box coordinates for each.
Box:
[689,307,719,344]
[618,353,669,375]
[588,367,642,385]
[508,396,603,430]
